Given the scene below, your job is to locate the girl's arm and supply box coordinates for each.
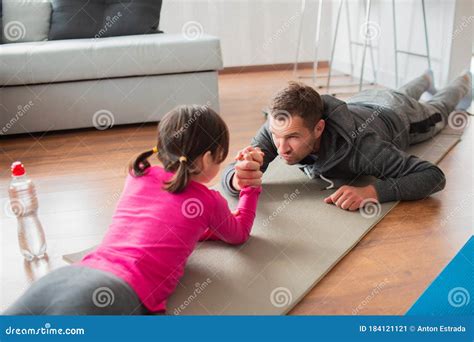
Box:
[199,186,262,245]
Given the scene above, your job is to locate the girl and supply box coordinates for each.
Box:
[4,105,263,315]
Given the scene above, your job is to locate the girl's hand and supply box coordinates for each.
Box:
[234,146,265,166]
[232,146,265,191]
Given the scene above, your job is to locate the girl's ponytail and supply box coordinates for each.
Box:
[129,149,154,177]
[163,157,189,193]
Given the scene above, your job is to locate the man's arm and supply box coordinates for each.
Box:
[352,135,446,202]
[221,121,278,196]
[221,162,241,196]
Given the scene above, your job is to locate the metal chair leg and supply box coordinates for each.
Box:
[293,0,307,77]
[326,0,344,91]
[359,0,372,91]
[392,0,399,87]
[312,0,323,83]
[421,0,432,70]
[327,0,377,96]
[392,0,432,88]
[345,0,355,77]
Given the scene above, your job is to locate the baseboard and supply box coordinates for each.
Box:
[219,61,329,75]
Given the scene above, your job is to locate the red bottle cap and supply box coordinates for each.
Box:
[11,161,25,176]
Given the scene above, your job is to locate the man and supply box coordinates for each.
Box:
[221,70,471,211]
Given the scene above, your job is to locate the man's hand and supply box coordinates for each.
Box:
[324,184,379,211]
[231,146,265,191]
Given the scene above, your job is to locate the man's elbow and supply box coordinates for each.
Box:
[220,166,240,197]
[427,167,446,196]
[435,168,446,192]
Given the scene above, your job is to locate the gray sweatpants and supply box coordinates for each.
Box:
[347,73,470,145]
[3,265,149,315]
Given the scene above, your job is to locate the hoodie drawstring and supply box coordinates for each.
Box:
[319,174,335,190]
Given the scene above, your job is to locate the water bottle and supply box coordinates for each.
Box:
[8,161,47,261]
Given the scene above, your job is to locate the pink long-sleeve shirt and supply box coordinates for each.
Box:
[80,165,261,313]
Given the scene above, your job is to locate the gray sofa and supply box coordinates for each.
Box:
[0,2,223,135]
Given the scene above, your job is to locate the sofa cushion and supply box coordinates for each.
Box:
[99,0,163,38]
[49,0,105,40]
[49,0,163,40]
[2,0,52,43]
[0,34,223,86]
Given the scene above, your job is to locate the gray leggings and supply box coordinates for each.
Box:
[3,265,150,315]
[348,73,470,145]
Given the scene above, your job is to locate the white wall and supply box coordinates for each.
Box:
[447,0,473,82]
[160,0,471,88]
[160,0,333,67]
[330,0,462,88]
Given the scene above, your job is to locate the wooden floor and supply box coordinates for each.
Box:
[0,67,472,315]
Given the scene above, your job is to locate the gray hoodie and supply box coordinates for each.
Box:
[221,95,446,203]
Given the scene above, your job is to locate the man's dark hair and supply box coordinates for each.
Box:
[270,81,324,129]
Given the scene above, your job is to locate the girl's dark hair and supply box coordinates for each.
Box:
[128,105,229,193]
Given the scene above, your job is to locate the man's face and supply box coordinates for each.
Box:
[269,113,322,165]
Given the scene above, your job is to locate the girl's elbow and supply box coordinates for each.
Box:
[229,232,251,245]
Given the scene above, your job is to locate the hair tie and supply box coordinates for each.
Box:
[179,156,187,163]
[152,146,158,154]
